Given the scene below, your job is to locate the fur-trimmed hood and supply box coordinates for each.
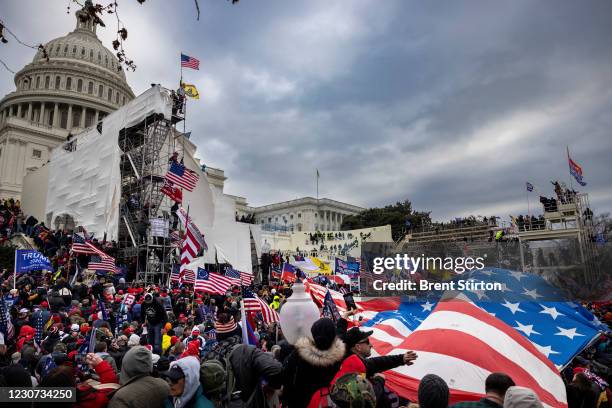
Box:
[295,336,345,367]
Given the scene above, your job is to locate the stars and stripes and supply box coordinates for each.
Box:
[177,207,207,275]
[71,233,100,255]
[180,53,200,70]
[165,162,199,192]
[366,300,567,408]
[225,268,253,286]
[182,269,196,285]
[242,287,279,323]
[88,254,117,272]
[194,268,235,295]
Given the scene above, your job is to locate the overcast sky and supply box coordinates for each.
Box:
[2,1,611,221]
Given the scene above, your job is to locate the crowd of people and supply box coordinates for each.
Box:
[0,197,611,408]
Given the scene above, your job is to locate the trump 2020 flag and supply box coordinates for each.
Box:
[15,249,53,273]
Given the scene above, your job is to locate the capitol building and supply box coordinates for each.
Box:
[0,4,134,199]
[0,3,364,235]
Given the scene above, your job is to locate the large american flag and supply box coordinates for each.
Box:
[165,162,199,192]
[194,268,234,295]
[182,269,196,285]
[225,268,253,286]
[367,300,567,408]
[242,287,279,323]
[180,53,200,70]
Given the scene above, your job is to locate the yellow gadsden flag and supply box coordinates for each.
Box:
[181,82,200,99]
[310,256,332,275]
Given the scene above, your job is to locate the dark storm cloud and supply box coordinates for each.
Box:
[2,1,611,220]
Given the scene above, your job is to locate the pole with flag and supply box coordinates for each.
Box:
[567,146,587,188]
[316,168,320,200]
[525,182,534,217]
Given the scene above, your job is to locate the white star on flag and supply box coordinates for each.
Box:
[540,305,564,320]
[479,269,493,276]
[533,344,560,358]
[509,270,525,281]
[421,301,434,312]
[514,321,540,337]
[522,288,542,300]
[555,326,584,340]
[501,299,525,315]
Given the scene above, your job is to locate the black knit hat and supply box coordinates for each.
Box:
[311,318,337,350]
[418,374,449,408]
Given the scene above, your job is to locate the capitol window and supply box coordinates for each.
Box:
[107,88,112,101]
[88,81,93,94]
[36,77,40,88]
[98,52,101,61]
[77,79,82,92]
[72,46,77,54]
[64,45,68,54]
[66,77,72,90]
[98,85,103,97]
[55,76,60,89]
[81,47,85,56]
[32,149,42,159]
[298,213,302,218]
[44,76,50,89]
[89,50,93,59]
[115,92,119,104]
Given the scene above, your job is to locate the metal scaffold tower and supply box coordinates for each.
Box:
[117,107,184,285]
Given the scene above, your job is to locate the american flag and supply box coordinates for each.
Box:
[71,233,100,255]
[181,53,200,70]
[170,264,181,282]
[165,162,199,192]
[0,296,15,341]
[194,268,234,295]
[177,208,207,275]
[88,254,117,272]
[182,269,196,285]
[367,300,567,407]
[170,231,184,248]
[242,287,279,323]
[225,268,253,286]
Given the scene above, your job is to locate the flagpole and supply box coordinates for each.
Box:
[13,250,17,289]
[316,169,319,200]
[526,187,530,218]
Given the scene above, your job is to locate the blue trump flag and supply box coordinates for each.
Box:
[15,249,52,273]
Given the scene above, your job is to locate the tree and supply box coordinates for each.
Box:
[340,199,431,241]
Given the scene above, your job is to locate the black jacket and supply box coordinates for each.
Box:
[282,337,346,408]
[140,300,168,326]
[229,344,283,408]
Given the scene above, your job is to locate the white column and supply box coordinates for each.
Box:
[27,103,32,121]
[94,109,99,124]
[16,104,22,118]
[67,104,73,129]
[53,103,59,127]
[40,102,46,124]
[79,107,86,128]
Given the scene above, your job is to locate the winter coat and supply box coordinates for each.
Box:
[308,354,365,408]
[75,360,120,408]
[228,344,283,408]
[282,337,346,408]
[141,300,167,326]
[163,357,214,408]
[108,346,169,408]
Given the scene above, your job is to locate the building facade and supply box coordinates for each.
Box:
[246,197,364,232]
[0,3,134,199]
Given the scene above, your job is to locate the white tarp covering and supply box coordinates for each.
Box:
[44,86,173,240]
[182,152,215,229]
[249,224,263,258]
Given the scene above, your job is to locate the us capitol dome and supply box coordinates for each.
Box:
[0,1,135,199]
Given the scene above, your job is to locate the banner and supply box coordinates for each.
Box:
[15,250,53,273]
[335,257,360,278]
